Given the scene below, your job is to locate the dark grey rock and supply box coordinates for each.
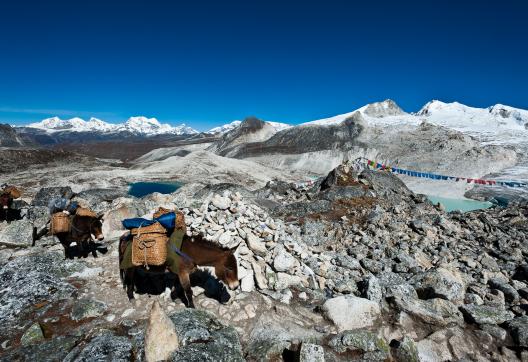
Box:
[360,258,383,274]
[70,299,108,321]
[513,264,528,282]
[0,251,82,328]
[0,336,78,362]
[32,187,74,206]
[393,336,419,362]
[169,309,244,362]
[392,296,463,326]
[505,316,528,347]
[317,186,367,202]
[488,279,520,303]
[329,330,390,361]
[0,219,34,247]
[20,322,45,346]
[364,275,383,303]
[459,304,514,325]
[74,188,127,205]
[64,333,133,362]
[411,267,466,303]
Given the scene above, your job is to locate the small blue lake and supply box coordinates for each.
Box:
[427,195,493,212]
[128,181,181,198]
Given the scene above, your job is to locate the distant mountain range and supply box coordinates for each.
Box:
[2,100,527,148]
[26,116,197,136]
[304,100,528,134]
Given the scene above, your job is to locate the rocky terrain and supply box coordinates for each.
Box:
[1,160,527,361]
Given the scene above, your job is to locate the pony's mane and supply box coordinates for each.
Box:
[186,233,231,252]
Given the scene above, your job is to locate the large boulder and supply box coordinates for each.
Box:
[0,251,82,329]
[102,197,149,239]
[0,336,79,361]
[322,296,381,332]
[459,304,514,325]
[329,330,390,360]
[74,188,127,208]
[27,205,50,229]
[32,187,74,206]
[70,298,108,321]
[505,316,528,347]
[0,219,34,247]
[392,296,463,327]
[411,266,466,304]
[145,301,180,362]
[168,309,244,361]
[63,333,133,361]
[273,247,297,272]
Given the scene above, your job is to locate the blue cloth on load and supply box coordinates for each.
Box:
[122,212,176,231]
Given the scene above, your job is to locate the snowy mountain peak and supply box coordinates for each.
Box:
[363,99,406,117]
[207,120,242,134]
[25,115,197,135]
[29,116,87,130]
[207,119,290,135]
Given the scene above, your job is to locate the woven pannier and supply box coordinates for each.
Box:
[131,222,168,267]
[4,186,21,199]
[76,207,97,217]
[51,212,70,234]
[153,206,173,219]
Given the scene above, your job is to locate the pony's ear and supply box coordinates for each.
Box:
[97,212,104,220]
[229,246,238,253]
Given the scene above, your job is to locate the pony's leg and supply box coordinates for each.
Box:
[125,269,135,300]
[178,271,195,308]
[90,240,97,258]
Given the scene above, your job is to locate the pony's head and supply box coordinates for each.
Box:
[216,250,239,290]
[0,193,11,209]
[89,214,105,241]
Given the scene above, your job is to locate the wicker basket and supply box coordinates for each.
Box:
[76,207,97,217]
[153,207,173,219]
[51,212,70,234]
[131,233,168,267]
[131,222,167,236]
[4,186,21,199]
[176,212,187,232]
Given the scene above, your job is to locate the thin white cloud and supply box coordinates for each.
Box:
[0,106,118,119]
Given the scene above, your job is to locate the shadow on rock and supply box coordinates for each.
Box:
[65,242,109,259]
[131,268,231,305]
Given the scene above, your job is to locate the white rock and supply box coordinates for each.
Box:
[218,232,232,245]
[211,194,230,210]
[273,248,297,272]
[240,273,255,292]
[299,343,325,362]
[251,261,268,290]
[122,308,135,318]
[144,301,180,362]
[246,232,267,257]
[322,296,381,332]
[274,272,302,290]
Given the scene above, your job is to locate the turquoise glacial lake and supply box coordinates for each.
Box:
[427,195,493,212]
[128,181,181,198]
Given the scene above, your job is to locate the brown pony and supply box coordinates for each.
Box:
[119,233,239,308]
[34,214,104,258]
[0,193,21,223]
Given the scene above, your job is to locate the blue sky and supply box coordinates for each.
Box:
[1,0,527,131]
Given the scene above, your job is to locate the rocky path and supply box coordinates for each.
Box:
[1,160,528,361]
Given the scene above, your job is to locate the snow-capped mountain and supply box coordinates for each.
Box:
[26,116,198,136]
[207,120,291,134]
[206,120,242,134]
[304,99,528,134]
[418,100,528,131]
